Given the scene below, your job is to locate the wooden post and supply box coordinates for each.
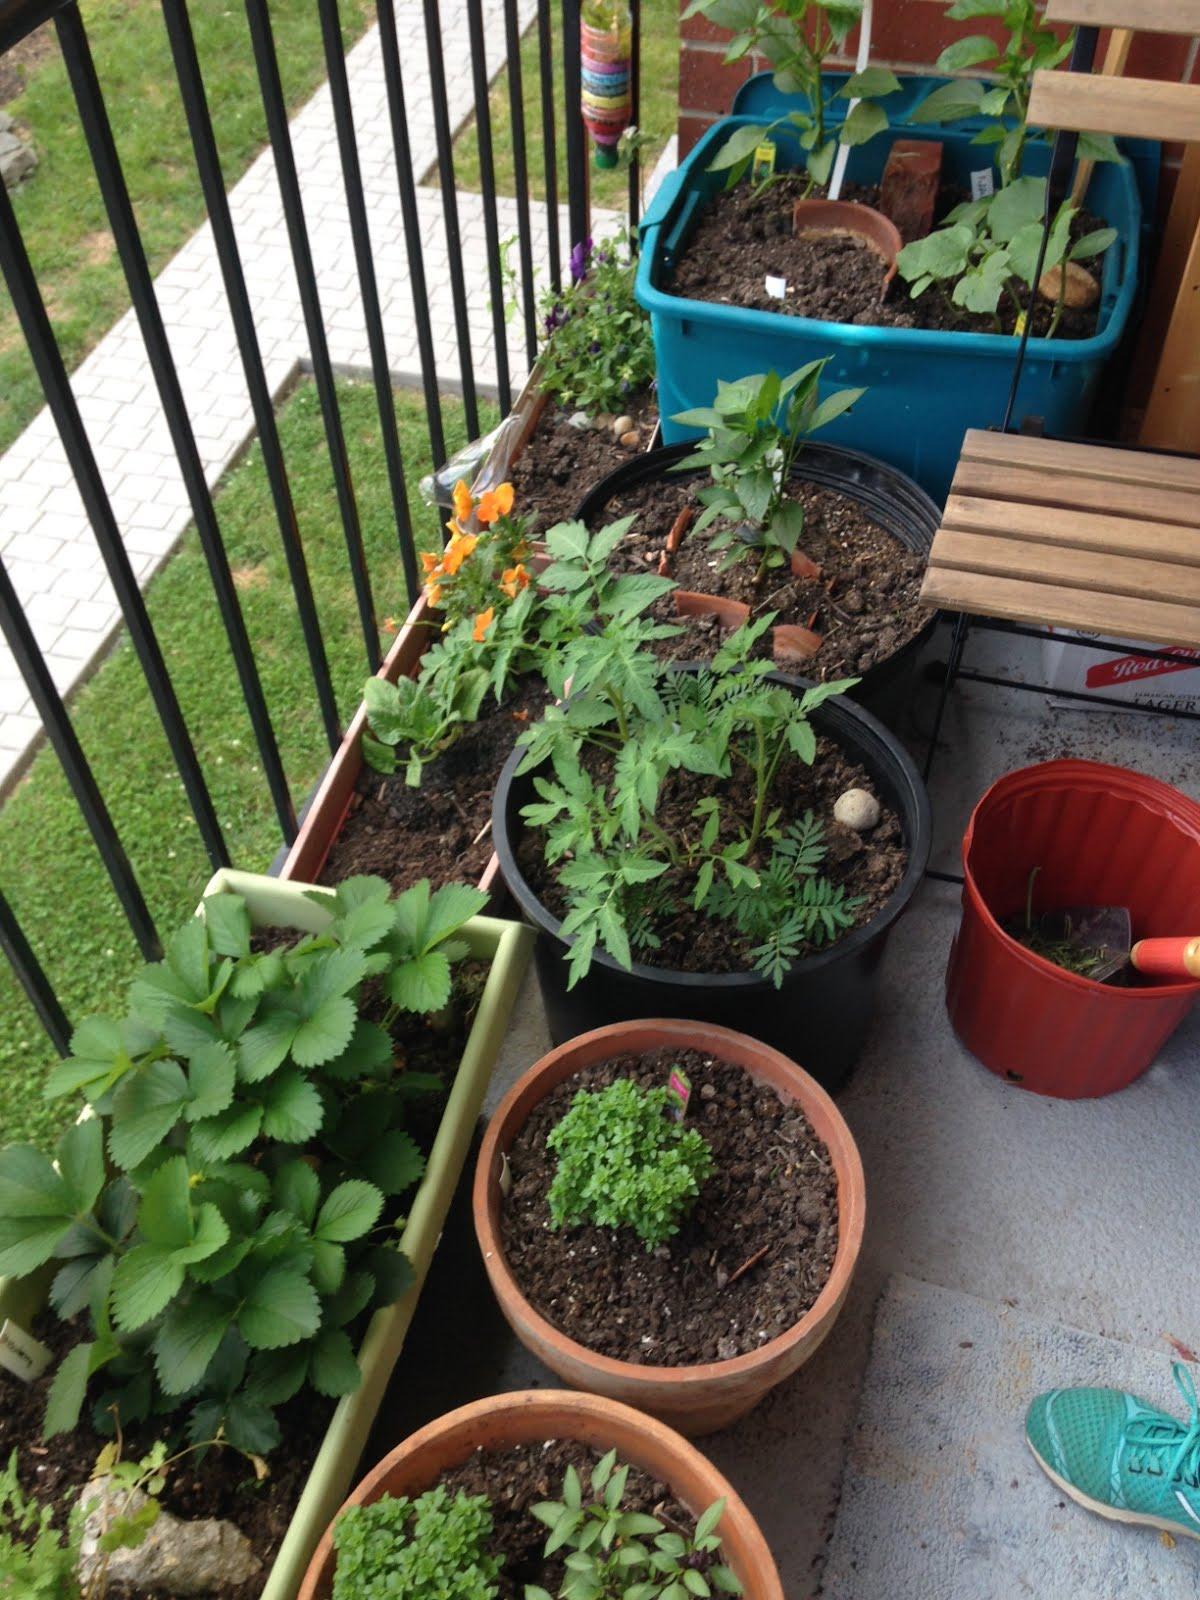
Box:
[1138,208,1200,452]
[1070,27,1133,206]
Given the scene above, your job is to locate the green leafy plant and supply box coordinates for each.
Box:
[911,0,1119,187]
[0,877,486,1452]
[515,542,859,988]
[896,176,1116,334]
[362,658,492,785]
[332,1485,501,1600]
[538,232,655,414]
[527,1452,742,1600]
[685,0,898,192]
[672,360,864,582]
[546,1079,714,1250]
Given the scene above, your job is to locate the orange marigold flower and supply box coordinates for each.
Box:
[452,479,473,523]
[426,581,443,607]
[420,550,441,574]
[476,481,515,525]
[472,606,495,642]
[500,563,531,599]
[441,531,477,575]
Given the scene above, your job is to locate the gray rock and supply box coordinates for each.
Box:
[0,119,37,190]
[567,410,591,430]
[78,1476,262,1597]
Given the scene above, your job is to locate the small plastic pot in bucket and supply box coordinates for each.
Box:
[946,760,1200,1098]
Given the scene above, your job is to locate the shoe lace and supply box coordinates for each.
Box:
[1125,1363,1200,1489]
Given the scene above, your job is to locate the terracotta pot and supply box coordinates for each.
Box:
[792,198,902,296]
[473,1019,866,1436]
[297,1389,783,1600]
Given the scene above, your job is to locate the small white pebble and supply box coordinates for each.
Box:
[834,787,881,831]
[567,410,591,430]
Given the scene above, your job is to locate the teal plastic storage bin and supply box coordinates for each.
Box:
[638,89,1143,505]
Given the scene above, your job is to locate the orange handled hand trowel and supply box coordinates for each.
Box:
[1029,903,1200,984]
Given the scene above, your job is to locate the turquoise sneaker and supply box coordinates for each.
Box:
[1026,1362,1200,1541]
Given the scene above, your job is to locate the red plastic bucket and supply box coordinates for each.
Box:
[946,760,1200,1097]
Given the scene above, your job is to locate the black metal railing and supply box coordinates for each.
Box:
[0,0,645,1056]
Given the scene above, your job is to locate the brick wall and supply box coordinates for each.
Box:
[676,2,1200,207]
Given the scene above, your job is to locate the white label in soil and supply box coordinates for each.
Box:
[0,1319,52,1382]
[970,168,995,201]
[764,274,787,300]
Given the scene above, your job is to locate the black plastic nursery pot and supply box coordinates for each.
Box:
[492,674,932,1091]
[572,439,941,732]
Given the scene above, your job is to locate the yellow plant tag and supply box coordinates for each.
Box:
[752,141,777,184]
[1014,310,1027,336]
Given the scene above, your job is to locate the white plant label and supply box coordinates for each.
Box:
[970,168,995,201]
[0,1319,52,1383]
[499,1151,513,1197]
[764,274,787,300]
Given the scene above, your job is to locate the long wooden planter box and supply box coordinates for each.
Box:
[0,869,533,1600]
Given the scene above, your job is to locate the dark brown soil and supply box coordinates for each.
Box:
[429,1439,702,1600]
[0,24,54,107]
[501,1047,837,1365]
[670,172,1104,339]
[600,471,930,678]
[511,389,657,536]
[517,733,907,974]
[321,676,548,896]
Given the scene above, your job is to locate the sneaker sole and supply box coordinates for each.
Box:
[1027,1438,1200,1543]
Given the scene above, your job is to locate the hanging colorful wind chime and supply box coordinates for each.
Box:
[580,0,632,169]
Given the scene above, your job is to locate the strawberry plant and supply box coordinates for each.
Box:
[0,876,486,1452]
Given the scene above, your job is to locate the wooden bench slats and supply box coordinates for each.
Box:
[941,496,1200,568]
[924,431,1200,649]
[929,529,1200,607]
[1044,0,1200,34]
[919,570,1200,648]
[1026,73,1200,143]
[957,428,1200,494]
[950,459,1200,528]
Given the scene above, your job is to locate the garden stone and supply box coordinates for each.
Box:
[619,429,639,449]
[0,113,37,189]
[567,410,591,430]
[1038,260,1099,310]
[77,1476,262,1596]
[833,788,881,831]
[611,413,634,439]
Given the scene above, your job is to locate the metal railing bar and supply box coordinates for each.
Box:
[421,0,480,437]
[56,4,299,846]
[374,0,447,468]
[317,0,420,607]
[536,0,561,292]
[628,0,641,228]
[0,0,74,55]
[245,0,382,676]
[0,555,160,962]
[0,177,229,871]
[0,890,73,1056]
[503,0,538,365]
[561,0,589,256]
[465,0,512,413]
[160,0,342,755]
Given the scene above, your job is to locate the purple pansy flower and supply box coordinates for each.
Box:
[569,236,594,284]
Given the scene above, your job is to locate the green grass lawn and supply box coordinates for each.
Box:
[0,380,498,1150]
[443,0,678,218]
[0,0,374,456]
